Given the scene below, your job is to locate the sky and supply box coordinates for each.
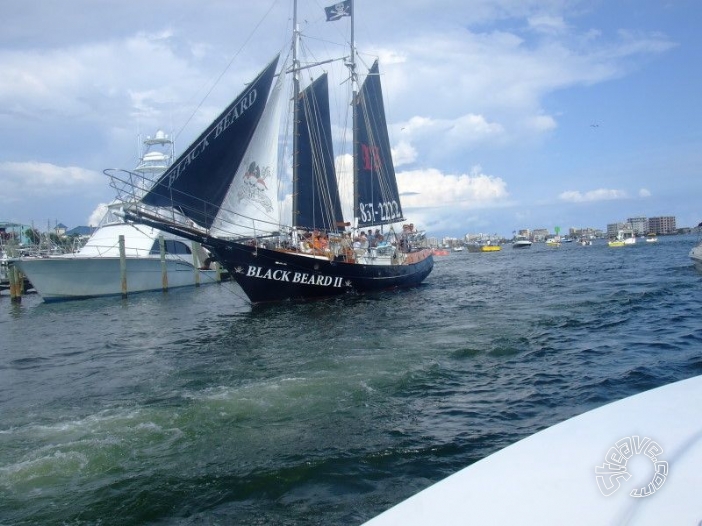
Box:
[1,0,700,239]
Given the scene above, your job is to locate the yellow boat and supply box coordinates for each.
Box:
[480,245,501,252]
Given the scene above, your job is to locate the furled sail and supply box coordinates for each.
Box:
[294,74,345,232]
[354,60,404,228]
[209,69,285,239]
[140,55,280,230]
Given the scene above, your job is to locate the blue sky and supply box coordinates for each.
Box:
[1,0,700,238]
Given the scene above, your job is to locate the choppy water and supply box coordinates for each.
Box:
[2,235,702,525]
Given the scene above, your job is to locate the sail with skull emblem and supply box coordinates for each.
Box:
[208,68,285,239]
[139,56,280,231]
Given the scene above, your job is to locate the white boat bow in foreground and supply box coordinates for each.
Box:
[363,374,702,525]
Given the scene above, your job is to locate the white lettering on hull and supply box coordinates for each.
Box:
[245,265,347,288]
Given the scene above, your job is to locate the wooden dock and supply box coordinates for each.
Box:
[0,262,33,300]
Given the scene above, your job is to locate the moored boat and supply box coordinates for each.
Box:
[14,132,223,302]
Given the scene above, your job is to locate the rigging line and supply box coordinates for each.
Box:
[174,0,280,144]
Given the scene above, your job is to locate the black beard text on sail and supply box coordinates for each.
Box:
[167,89,258,187]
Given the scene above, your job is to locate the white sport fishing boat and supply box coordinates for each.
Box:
[14,132,221,302]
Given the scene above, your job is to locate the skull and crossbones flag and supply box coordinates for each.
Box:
[324,0,352,21]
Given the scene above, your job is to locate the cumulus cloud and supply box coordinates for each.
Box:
[528,15,569,35]
[525,114,557,132]
[279,160,509,233]
[392,141,417,166]
[0,161,102,196]
[393,113,505,163]
[398,165,509,209]
[639,188,651,197]
[87,203,109,226]
[558,188,628,202]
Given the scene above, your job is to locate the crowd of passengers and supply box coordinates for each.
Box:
[292,223,419,256]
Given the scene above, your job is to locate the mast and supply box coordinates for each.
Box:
[350,0,358,226]
[292,0,301,227]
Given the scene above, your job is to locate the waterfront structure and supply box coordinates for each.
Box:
[607,223,628,239]
[0,222,31,246]
[532,228,549,242]
[627,217,647,236]
[648,216,676,235]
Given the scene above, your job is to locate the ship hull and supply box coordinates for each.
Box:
[205,239,434,304]
[13,256,218,302]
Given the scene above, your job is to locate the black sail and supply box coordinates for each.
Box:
[140,56,280,229]
[354,61,404,228]
[294,74,345,232]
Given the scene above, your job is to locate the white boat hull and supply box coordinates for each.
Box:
[689,243,702,271]
[12,219,225,301]
[15,256,218,301]
[364,375,702,525]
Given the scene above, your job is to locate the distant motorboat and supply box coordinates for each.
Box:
[545,238,561,248]
[608,230,636,247]
[689,242,702,271]
[452,246,464,252]
[14,132,223,302]
[608,238,636,247]
[646,233,659,243]
[466,242,501,253]
[479,244,501,252]
[613,238,635,246]
[512,237,532,249]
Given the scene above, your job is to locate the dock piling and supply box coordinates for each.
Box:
[119,235,127,298]
[159,235,168,292]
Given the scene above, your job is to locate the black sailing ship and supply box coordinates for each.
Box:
[119,1,434,304]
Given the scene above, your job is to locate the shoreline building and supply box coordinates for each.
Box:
[607,222,628,239]
[627,217,648,236]
[648,216,676,235]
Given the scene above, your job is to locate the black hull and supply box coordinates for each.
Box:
[205,240,434,304]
